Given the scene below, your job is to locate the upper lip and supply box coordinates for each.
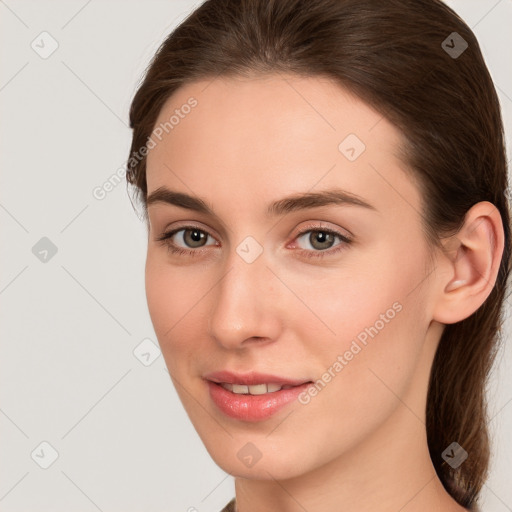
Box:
[204,370,312,386]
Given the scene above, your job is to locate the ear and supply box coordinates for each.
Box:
[432,201,505,324]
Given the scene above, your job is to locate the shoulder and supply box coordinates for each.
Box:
[219,497,236,512]
[219,497,481,511]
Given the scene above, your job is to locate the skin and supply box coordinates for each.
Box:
[144,73,504,512]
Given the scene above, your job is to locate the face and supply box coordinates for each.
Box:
[145,73,440,480]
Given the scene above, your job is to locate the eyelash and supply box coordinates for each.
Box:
[156,224,352,259]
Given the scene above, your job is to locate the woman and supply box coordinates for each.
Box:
[125,0,511,510]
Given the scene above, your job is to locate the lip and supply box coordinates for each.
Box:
[203,370,310,387]
[204,371,314,422]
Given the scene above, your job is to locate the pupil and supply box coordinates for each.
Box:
[312,231,333,249]
[186,229,205,247]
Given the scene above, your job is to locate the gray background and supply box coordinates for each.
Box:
[0,1,511,511]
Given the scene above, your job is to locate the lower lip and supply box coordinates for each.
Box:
[206,380,313,422]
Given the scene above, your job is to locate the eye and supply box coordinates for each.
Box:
[292,226,352,259]
[156,225,218,256]
[155,223,352,259]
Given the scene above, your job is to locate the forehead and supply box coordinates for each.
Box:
[145,73,421,219]
[149,73,395,154]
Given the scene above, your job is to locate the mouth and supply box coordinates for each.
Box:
[214,381,310,395]
[204,370,312,388]
[203,371,315,421]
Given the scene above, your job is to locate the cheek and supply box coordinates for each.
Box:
[144,255,202,357]
[286,280,427,471]
[282,254,416,351]
[291,243,430,396]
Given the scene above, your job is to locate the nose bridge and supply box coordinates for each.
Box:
[208,240,279,347]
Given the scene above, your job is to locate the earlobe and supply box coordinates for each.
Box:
[432,201,504,325]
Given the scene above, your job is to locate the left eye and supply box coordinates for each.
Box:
[295,228,348,251]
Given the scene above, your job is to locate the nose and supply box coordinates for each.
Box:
[208,248,282,350]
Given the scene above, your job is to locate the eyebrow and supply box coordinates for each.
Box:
[146,186,376,216]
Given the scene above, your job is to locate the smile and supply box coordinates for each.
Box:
[219,382,297,394]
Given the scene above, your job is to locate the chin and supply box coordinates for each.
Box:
[205,441,317,481]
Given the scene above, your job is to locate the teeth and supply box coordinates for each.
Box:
[232,384,249,394]
[220,383,287,394]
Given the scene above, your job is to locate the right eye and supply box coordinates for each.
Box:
[156,225,219,256]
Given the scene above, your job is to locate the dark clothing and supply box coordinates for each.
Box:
[220,497,236,512]
[220,496,482,511]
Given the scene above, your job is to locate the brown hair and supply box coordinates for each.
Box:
[125,0,512,507]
